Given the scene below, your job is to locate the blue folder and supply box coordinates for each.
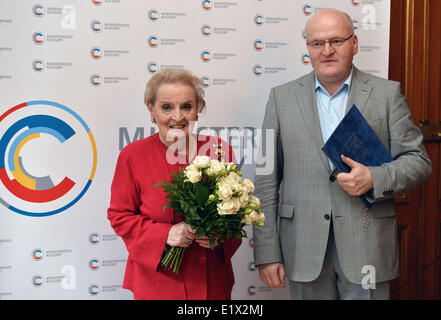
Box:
[322,104,393,208]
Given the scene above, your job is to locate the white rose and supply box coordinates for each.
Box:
[248,195,261,207]
[257,211,265,223]
[238,192,249,208]
[206,160,225,176]
[242,178,255,194]
[248,210,259,222]
[185,163,199,172]
[185,169,202,183]
[222,172,241,184]
[217,198,241,215]
[220,173,242,194]
[218,184,233,200]
[192,155,211,169]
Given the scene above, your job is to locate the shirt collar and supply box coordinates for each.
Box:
[315,67,353,96]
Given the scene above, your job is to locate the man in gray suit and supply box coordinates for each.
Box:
[253,9,432,299]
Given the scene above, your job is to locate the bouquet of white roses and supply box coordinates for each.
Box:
[155,155,265,274]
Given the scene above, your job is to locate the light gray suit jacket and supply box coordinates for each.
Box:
[253,67,432,284]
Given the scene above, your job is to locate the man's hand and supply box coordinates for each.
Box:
[258,262,286,288]
[336,155,373,196]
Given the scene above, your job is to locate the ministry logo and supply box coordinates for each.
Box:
[32,59,45,72]
[90,20,102,32]
[32,32,45,45]
[303,4,313,16]
[201,0,212,10]
[0,100,97,217]
[148,35,159,48]
[90,47,102,60]
[32,4,45,17]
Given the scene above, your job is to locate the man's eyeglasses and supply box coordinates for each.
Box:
[306,34,354,50]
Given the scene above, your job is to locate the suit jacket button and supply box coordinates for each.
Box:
[329,175,336,182]
[199,256,207,263]
[324,214,330,220]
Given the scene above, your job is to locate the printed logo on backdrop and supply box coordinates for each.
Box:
[200,24,236,37]
[199,76,236,88]
[352,0,361,6]
[352,19,359,30]
[303,4,313,16]
[89,258,101,270]
[31,273,70,287]
[0,100,97,217]
[254,14,288,25]
[200,50,236,62]
[253,40,264,51]
[253,39,287,51]
[89,19,129,32]
[147,35,185,48]
[88,232,119,245]
[252,64,287,76]
[88,284,123,296]
[32,31,73,45]
[147,62,186,74]
[31,248,71,261]
[32,59,73,72]
[89,74,129,86]
[201,50,212,62]
[32,3,77,30]
[91,0,121,6]
[32,32,45,45]
[301,54,311,65]
[202,0,238,10]
[248,285,257,296]
[88,258,127,270]
[32,4,45,17]
[90,47,129,60]
[32,248,45,261]
[147,9,186,21]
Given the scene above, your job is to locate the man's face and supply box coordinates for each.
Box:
[306,13,358,85]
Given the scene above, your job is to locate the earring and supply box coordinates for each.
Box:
[195,115,199,121]
[151,118,156,124]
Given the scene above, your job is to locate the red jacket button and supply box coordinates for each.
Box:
[199,256,206,263]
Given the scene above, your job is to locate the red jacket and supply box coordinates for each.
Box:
[108,134,241,300]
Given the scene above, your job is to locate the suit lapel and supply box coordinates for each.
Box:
[295,71,331,173]
[346,66,372,115]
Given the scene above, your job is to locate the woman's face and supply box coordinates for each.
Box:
[147,82,198,147]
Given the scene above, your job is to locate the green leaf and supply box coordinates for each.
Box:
[195,184,210,207]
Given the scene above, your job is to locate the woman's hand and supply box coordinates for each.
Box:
[166,222,195,248]
[195,235,219,249]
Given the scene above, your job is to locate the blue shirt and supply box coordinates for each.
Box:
[315,69,353,169]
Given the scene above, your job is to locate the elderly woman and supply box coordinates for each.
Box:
[107,68,241,300]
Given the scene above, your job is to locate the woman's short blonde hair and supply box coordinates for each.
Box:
[144,68,206,113]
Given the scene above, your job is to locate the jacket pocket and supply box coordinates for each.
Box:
[279,204,294,218]
[371,210,397,219]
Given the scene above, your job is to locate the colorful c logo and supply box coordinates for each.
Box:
[254,40,264,51]
[90,47,102,60]
[148,36,159,48]
[0,100,97,217]
[202,0,212,10]
[301,54,310,65]
[201,50,212,62]
[91,0,102,6]
[32,32,45,45]
[89,258,100,270]
[303,5,313,16]
[32,249,44,261]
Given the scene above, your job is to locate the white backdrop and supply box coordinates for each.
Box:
[0,0,390,300]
